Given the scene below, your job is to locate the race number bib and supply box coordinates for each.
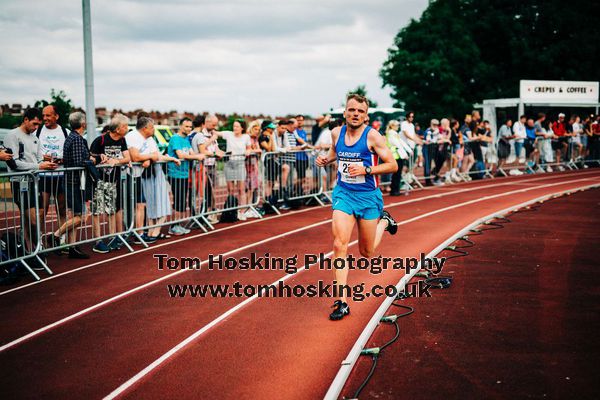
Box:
[338,160,365,184]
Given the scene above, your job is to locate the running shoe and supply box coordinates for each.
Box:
[329,300,350,321]
[93,240,110,254]
[381,210,398,235]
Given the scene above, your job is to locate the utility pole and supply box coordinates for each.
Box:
[82,0,96,141]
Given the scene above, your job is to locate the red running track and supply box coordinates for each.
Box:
[341,186,600,400]
[0,169,599,399]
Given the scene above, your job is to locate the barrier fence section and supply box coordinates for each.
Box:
[261,150,325,212]
[0,171,45,280]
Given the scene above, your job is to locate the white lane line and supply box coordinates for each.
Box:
[3,170,589,296]
[102,175,599,400]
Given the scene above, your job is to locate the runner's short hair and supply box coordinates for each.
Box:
[346,93,369,108]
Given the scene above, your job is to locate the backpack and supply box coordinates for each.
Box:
[220,195,239,223]
[0,232,25,285]
[470,160,486,180]
[36,125,69,139]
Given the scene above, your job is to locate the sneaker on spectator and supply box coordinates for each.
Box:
[107,237,122,251]
[558,165,565,171]
[142,234,158,243]
[279,204,291,211]
[237,210,247,221]
[546,166,553,172]
[69,246,90,259]
[207,214,220,225]
[44,233,61,249]
[168,225,186,236]
[244,209,259,219]
[93,240,110,254]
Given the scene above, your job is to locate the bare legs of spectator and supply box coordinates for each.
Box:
[460,153,474,174]
[134,203,146,235]
[41,191,66,233]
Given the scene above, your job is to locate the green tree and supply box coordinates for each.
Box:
[345,85,378,108]
[0,114,20,129]
[34,89,74,128]
[381,0,600,125]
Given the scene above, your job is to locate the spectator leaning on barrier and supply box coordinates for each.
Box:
[459,115,474,180]
[524,118,539,170]
[194,114,224,225]
[423,119,439,186]
[449,119,463,181]
[215,120,252,221]
[89,114,131,253]
[534,113,550,171]
[48,111,92,259]
[258,120,279,210]
[437,118,452,183]
[552,113,568,170]
[4,107,58,252]
[292,115,312,196]
[37,105,68,229]
[126,117,155,242]
[277,119,300,210]
[497,119,513,172]
[189,114,204,146]
[167,117,205,236]
[129,116,180,242]
[244,120,263,218]
[400,111,422,168]
[512,115,527,163]
[570,115,584,161]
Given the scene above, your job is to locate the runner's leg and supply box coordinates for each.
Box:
[332,209,356,303]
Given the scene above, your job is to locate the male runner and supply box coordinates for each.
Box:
[316,94,398,320]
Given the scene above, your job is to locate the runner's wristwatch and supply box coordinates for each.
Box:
[365,166,372,176]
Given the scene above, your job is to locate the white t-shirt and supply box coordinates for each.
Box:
[512,121,526,142]
[126,130,158,177]
[222,131,251,156]
[37,125,66,176]
[315,128,332,156]
[400,120,416,149]
[37,125,66,160]
[192,129,220,166]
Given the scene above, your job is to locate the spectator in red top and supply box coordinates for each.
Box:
[551,113,569,166]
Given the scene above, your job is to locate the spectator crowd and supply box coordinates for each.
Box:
[1,105,599,264]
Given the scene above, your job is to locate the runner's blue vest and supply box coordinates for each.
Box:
[335,125,378,192]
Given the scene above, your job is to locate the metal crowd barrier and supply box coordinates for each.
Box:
[261,150,325,212]
[0,171,46,281]
[37,165,136,257]
[200,153,264,222]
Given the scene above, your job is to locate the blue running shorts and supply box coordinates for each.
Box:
[332,185,383,220]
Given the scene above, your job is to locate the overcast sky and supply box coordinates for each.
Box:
[0,0,427,117]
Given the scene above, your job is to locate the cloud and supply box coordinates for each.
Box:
[0,0,428,116]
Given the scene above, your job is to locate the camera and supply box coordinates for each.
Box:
[1,147,18,170]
